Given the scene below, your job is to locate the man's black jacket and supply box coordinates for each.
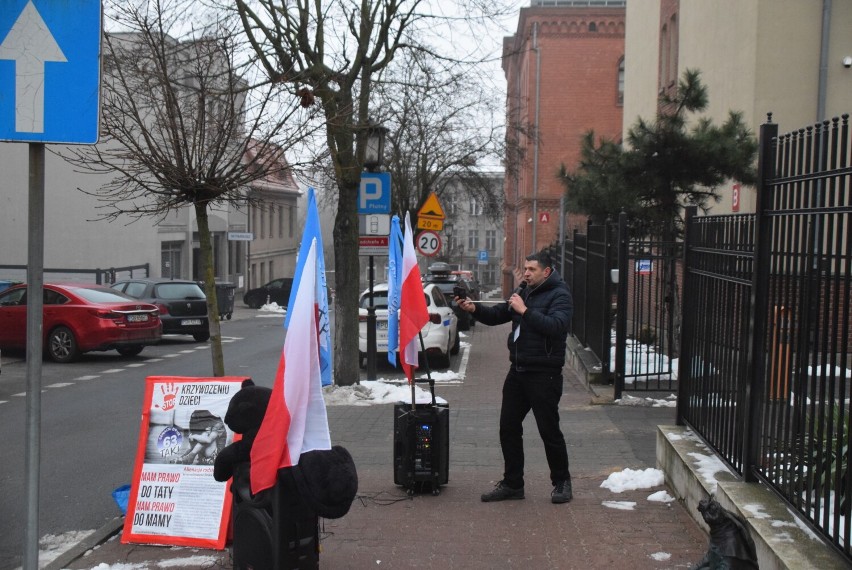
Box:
[473,272,573,371]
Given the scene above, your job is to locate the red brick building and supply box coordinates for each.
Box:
[501,1,625,294]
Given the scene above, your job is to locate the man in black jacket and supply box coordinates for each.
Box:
[457,251,574,504]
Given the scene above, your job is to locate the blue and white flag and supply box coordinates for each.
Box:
[285,188,332,386]
[386,215,403,366]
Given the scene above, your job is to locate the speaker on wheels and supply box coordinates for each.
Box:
[230,463,319,570]
[393,402,449,494]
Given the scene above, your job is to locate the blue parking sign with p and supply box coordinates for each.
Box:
[358,172,391,214]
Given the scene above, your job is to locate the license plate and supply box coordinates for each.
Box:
[127,314,149,322]
[377,321,388,330]
[181,319,202,326]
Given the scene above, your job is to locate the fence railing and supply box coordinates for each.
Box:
[0,263,150,285]
[678,115,852,561]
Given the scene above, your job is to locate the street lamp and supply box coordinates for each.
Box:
[364,119,388,172]
[364,118,388,380]
[444,222,454,263]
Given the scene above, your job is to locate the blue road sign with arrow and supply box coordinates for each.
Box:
[0,0,101,144]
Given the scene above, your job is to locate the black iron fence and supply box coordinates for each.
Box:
[560,222,614,378]
[678,115,852,561]
[613,215,681,398]
[0,263,150,285]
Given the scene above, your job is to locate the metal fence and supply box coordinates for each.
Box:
[613,214,681,398]
[560,222,614,377]
[0,263,150,285]
[678,115,852,560]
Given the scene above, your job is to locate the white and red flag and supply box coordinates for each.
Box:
[398,212,429,382]
[250,239,331,494]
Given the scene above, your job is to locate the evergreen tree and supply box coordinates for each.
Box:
[560,69,758,235]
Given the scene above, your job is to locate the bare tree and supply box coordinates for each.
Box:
[233,0,512,385]
[375,49,504,223]
[59,0,320,376]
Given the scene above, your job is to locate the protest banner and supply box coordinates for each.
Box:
[122,375,248,549]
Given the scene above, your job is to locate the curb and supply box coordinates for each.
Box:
[44,517,125,570]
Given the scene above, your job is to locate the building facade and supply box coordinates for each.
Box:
[0,33,300,295]
[502,0,626,294]
[624,0,852,214]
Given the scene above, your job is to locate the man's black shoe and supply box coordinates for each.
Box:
[552,479,572,504]
[481,481,524,502]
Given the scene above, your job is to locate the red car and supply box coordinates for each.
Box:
[0,283,162,363]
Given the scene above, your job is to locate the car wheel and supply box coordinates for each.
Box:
[117,346,144,357]
[47,326,79,363]
[193,332,211,342]
[450,329,460,355]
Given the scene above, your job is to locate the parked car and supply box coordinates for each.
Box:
[111,278,210,342]
[358,282,459,369]
[0,283,162,363]
[423,262,474,330]
[243,278,294,309]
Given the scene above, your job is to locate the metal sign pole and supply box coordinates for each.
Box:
[366,255,377,380]
[24,143,45,570]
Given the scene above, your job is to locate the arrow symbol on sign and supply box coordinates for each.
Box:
[0,1,67,133]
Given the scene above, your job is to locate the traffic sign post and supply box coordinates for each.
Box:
[416,231,441,257]
[1,4,103,566]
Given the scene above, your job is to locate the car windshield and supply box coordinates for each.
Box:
[70,286,135,304]
[155,283,206,300]
[360,294,389,309]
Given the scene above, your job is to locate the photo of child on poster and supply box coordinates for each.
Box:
[145,382,233,466]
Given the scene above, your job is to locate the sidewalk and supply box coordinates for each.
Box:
[60,321,707,569]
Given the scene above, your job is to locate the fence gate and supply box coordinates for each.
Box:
[614,212,682,398]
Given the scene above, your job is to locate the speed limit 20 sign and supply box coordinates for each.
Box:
[416,230,441,257]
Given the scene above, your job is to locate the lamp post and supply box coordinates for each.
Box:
[444,221,454,264]
[364,119,388,381]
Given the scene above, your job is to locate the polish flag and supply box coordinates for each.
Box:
[250,239,331,494]
[398,213,429,382]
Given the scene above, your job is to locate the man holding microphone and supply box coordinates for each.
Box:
[456,251,574,504]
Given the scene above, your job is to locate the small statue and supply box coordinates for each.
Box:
[693,496,758,569]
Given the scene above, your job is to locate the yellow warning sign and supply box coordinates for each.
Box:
[417,192,445,220]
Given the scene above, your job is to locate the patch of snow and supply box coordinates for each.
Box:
[647,490,675,503]
[650,552,671,561]
[602,501,636,510]
[686,452,731,494]
[601,468,665,493]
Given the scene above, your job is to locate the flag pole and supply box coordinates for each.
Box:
[417,331,436,406]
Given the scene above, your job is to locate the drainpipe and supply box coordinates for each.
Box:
[817,0,831,122]
[531,22,541,254]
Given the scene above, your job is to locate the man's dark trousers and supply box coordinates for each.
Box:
[499,368,570,489]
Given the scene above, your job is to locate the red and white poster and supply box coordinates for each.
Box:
[122,375,248,549]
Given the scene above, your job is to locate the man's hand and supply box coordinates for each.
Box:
[507,294,527,315]
[456,296,476,313]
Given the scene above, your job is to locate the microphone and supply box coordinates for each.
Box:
[507,281,527,307]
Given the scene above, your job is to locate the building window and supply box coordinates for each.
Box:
[468,197,482,216]
[668,15,678,87]
[617,56,625,105]
[279,206,284,238]
[269,206,275,239]
[588,22,597,33]
[486,230,497,252]
[161,241,183,280]
[289,206,295,238]
[260,206,265,238]
[467,229,479,251]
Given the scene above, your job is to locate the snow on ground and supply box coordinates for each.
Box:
[615,394,677,407]
[602,500,636,510]
[600,468,665,493]
[322,380,447,406]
